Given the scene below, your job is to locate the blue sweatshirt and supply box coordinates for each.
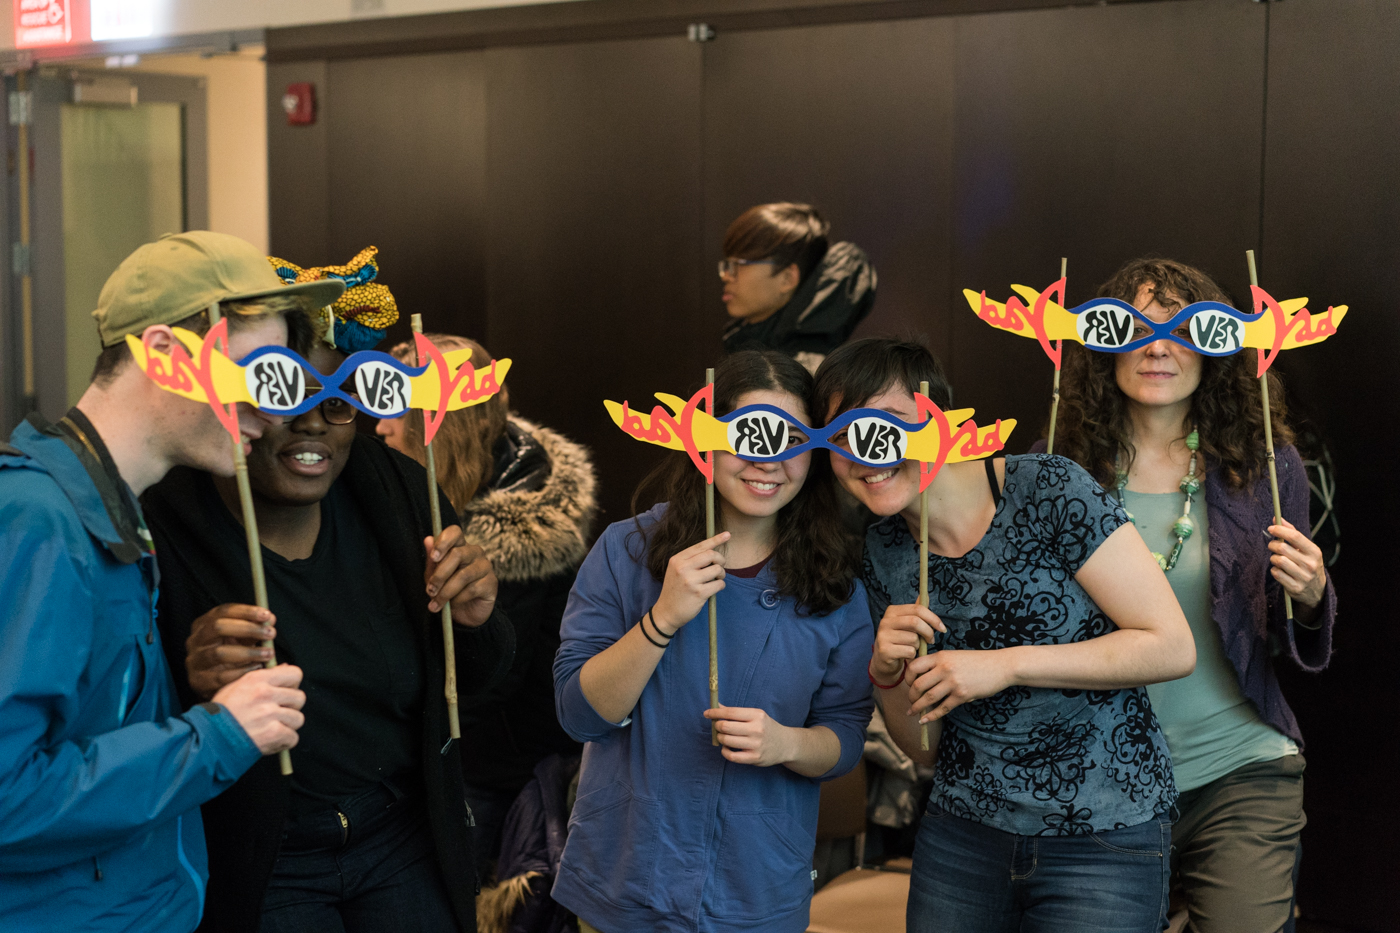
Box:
[0,416,260,932]
[552,506,875,933]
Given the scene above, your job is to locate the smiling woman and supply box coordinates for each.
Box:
[813,336,1195,933]
[551,350,872,933]
[140,303,516,933]
[1049,257,1337,933]
[221,344,360,550]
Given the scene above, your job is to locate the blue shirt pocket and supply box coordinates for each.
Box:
[562,780,661,908]
[709,807,814,920]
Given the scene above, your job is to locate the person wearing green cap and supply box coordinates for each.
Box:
[0,231,344,932]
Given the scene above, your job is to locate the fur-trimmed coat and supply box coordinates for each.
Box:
[458,416,597,793]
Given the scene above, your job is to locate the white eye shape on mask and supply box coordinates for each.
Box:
[1075,302,1137,349]
[727,410,791,460]
[354,360,412,416]
[244,352,307,412]
[844,416,907,465]
[1188,309,1244,353]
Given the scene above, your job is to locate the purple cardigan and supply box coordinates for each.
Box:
[1028,441,1336,749]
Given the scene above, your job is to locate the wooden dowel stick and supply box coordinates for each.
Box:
[1245,251,1293,622]
[918,380,931,752]
[210,302,292,776]
[412,315,461,740]
[706,367,720,746]
[1046,257,1067,455]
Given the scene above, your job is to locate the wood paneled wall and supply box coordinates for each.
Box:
[1259,5,1400,931]
[267,2,1398,927]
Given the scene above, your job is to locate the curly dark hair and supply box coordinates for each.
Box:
[630,350,858,616]
[1052,257,1293,490]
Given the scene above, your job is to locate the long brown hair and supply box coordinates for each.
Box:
[1053,257,1294,490]
[630,351,857,616]
[389,333,508,508]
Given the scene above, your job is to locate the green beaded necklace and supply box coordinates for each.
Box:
[1115,430,1200,572]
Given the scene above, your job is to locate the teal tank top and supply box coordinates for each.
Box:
[1124,489,1297,792]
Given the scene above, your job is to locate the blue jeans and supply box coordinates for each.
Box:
[260,782,460,933]
[907,804,1170,933]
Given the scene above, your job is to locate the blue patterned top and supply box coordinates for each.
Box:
[863,454,1177,836]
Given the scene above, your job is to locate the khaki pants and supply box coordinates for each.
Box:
[1171,754,1306,933]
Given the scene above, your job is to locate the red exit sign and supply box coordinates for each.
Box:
[14,0,90,48]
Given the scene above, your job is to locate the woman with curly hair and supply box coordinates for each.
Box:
[817,337,1195,933]
[1046,258,1337,933]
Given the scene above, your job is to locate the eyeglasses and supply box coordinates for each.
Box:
[302,388,360,425]
[717,257,775,280]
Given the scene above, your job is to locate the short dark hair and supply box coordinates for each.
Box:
[722,203,830,283]
[812,336,952,424]
[91,295,315,386]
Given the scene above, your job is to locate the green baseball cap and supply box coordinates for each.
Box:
[92,231,347,348]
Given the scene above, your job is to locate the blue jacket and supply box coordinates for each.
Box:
[0,415,261,932]
[551,506,874,933]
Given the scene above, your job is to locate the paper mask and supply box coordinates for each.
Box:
[605,385,1015,491]
[127,325,508,445]
[966,280,1346,377]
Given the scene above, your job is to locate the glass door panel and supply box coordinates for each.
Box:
[60,101,184,406]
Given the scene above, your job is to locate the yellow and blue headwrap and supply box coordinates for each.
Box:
[268,246,399,352]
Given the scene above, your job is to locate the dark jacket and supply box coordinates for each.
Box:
[143,433,517,933]
[458,417,597,795]
[722,241,877,366]
[1031,440,1336,748]
[477,754,581,933]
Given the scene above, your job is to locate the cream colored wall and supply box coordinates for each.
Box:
[130,46,269,252]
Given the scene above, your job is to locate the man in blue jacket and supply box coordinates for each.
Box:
[0,232,343,932]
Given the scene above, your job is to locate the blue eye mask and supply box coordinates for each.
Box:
[235,346,427,418]
[606,387,1016,488]
[226,342,510,427]
[1070,299,1259,355]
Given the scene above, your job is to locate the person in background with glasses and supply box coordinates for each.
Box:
[141,266,516,933]
[719,202,877,373]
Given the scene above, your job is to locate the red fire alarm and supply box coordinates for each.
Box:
[282,83,316,125]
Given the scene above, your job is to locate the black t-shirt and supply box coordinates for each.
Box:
[214,480,425,811]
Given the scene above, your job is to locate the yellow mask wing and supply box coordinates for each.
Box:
[1008,285,1081,341]
[406,349,511,412]
[1241,297,1347,351]
[946,419,1017,463]
[604,398,687,450]
[654,392,733,453]
[124,326,257,407]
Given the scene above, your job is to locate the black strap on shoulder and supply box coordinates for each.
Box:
[985,457,1003,508]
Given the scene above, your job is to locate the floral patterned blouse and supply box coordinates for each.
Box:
[863,454,1177,836]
